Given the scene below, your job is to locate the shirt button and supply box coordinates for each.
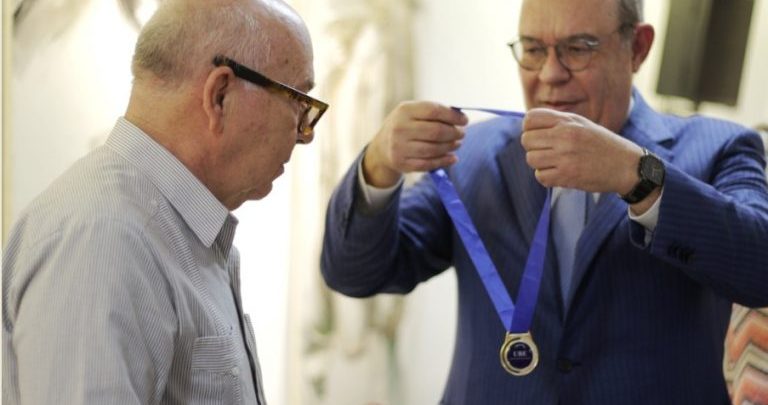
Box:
[557,358,574,373]
[231,366,240,376]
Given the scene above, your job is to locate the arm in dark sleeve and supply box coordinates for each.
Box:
[321,153,454,297]
[646,129,768,307]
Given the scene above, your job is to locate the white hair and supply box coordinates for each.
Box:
[131,0,272,86]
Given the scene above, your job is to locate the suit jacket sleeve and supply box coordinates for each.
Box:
[321,152,454,297]
[643,128,768,307]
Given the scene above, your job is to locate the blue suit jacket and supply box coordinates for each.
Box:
[321,92,768,404]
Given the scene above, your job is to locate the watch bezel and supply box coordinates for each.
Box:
[639,152,665,186]
[620,148,664,204]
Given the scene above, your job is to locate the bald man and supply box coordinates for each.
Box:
[2,0,327,403]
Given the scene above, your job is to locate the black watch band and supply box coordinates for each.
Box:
[621,148,665,204]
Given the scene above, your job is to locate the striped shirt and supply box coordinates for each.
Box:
[2,118,266,405]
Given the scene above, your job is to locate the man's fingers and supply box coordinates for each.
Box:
[520,127,558,151]
[524,149,559,171]
[399,101,469,126]
[404,139,462,159]
[522,108,571,131]
[389,138,462,171]
[395,120,465,144]
[533,167,565,188]
[402,154,459,172]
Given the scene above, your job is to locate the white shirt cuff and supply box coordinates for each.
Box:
[628,188,664,244]
[357,159,403,212]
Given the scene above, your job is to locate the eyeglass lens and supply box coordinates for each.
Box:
[298,104,320,135]
[511,38,596,71]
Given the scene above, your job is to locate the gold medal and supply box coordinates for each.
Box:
[499,331,539,376]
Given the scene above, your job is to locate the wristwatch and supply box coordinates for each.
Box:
[621,148,665,204]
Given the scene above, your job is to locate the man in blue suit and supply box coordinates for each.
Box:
[321,0,768,403]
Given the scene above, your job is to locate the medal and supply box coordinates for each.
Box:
[430,118,551,378]
[499,331,539,376]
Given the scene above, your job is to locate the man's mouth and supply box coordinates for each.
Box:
[540,100,580,111]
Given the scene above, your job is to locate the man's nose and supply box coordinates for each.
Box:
[296,128,314,144]
[538,47,571,84]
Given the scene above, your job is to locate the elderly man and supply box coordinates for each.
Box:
[2,0,326,403]
[321,0,768,403]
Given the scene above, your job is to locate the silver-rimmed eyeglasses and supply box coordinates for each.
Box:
[508,24,633,72]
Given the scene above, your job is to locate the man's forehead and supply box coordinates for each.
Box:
[519,0,619,35]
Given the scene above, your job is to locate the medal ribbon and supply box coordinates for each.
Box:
[429,107,551,333]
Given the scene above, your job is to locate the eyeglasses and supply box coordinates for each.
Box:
[212,55,329,137]
[508,24,633,72]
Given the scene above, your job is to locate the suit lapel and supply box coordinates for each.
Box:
[566,193,626,306]
[566,90,676,308]
[622,90,676,162]
[492,91,678,317]
[497,140,547,246]
[497,133,566,317]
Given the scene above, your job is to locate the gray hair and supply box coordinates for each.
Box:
[131,0,270,86]
[618,0,643,38]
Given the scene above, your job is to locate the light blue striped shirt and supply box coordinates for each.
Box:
[3,118,266,405]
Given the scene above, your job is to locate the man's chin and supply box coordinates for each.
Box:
[227,185,273,210]
[249,185,272,201]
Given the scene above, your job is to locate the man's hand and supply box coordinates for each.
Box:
[362,101,468,188]
[521,108,644,195]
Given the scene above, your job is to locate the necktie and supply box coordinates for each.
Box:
[552,188,593,304]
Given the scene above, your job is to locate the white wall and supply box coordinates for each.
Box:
[2,0,7,244]
[10,0,135,223]
[414,0,524,110]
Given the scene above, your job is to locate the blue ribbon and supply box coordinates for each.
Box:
[451,106,526,118]
[429,106,550,333]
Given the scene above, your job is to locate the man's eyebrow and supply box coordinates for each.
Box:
[519,35,543,42]
[565,33,599,42]
[518,33,599,42]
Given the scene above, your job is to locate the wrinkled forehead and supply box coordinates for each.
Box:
[518,0,620,39]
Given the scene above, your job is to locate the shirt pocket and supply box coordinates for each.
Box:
[189,334,243,405]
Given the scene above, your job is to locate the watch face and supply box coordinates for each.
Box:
[640,154,665,185]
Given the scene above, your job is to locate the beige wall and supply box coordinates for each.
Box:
[2,0,11,243]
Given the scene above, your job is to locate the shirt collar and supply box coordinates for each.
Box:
[105,117,237,250]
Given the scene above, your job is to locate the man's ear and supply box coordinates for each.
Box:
[631,23,655,72]
[203,66,233,136]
